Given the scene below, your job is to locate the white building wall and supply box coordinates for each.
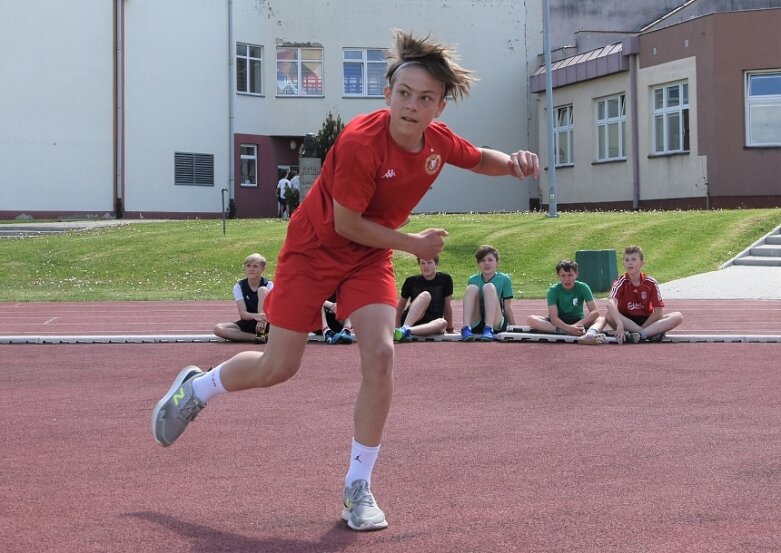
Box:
[123,0,230,214]
[0,1,114,213]
[537,72,635,205]
[636,56,707,201]
[230,0,541,213]
[1,0,540,218]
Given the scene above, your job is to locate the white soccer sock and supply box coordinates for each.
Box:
[191,364,227,403]
[344,438,380,488]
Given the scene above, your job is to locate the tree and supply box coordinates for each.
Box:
[314,111,345,162]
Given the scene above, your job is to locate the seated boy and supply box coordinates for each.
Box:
[527,259,608,345]
[213,253,273,343]
[394,256,454,342]
[319,293,354,344]
[606,245,683,343]
[461,245,515,342]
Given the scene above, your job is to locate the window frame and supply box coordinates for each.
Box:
[651,81,689,155]
[553,104,574,167]
[342,48,388,97]
[276,47,324,97]
[595,94,627,162]
[236,42,262,95]
[745,70,781,147]
[239,144,258,187]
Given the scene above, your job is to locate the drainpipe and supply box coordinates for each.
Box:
[227,0,236,217]
[623,36,640,211]
[114,0,125,218]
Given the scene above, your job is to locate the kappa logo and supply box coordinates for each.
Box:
[381,169,396,179]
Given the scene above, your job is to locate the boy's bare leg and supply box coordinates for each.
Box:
[349,303,396,446]
[410,318,448,336]
[481,283,501,328]
[642,312,683,337]
[462,285,480,328]
[527,315,556,333]
[213,323,257,343]
[218,326,310,390]
[404,292,431,327]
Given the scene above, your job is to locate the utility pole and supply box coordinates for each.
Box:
[543,0,558,218]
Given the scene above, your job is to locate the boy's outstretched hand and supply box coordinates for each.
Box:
[411,228,448,260]
[508,150,540,180]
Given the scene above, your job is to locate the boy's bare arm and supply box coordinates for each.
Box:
[444,296,454,332]
[333,200,447,260]
[471,148,540,180]
[503,298,516,325]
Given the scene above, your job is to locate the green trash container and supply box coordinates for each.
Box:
[575,250,618,293]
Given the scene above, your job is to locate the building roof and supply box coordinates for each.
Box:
[530,42,629,93]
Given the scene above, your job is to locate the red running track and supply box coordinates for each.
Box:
[2,300,780,552]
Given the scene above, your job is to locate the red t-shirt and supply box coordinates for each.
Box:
[299,109,482,249]
[609,272,665,317]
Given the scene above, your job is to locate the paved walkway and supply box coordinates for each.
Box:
[660,265,781,300]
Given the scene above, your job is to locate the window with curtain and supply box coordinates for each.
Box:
[343,48,388,97]
[240,145,258,187]
[276,47,323,96]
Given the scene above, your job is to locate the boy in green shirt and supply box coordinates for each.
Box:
[461,245,515,342]
[527,259,607,345]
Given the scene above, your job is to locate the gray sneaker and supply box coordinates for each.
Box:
[342,479,388,531]
[151,366,206,447]
[623,331,642,344]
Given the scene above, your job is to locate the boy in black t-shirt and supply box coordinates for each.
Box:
[393,257,454,342]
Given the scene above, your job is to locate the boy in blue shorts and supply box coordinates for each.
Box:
[527,259,608,345]
[461,245,515,341]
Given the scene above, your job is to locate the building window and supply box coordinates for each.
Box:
[652,82,689,154]
[595,94,626,161]
[236,43,262,94]
[276,47,323,96]
[175,153,214,186]
[553,105,573,166]
[343,48,387,97]
[745,71,781,147]
[240,145,258,187]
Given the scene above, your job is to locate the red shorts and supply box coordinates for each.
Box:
[265,213,398,332]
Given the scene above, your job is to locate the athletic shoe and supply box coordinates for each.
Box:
[393,327,412,343]
[577,332,606,345]
[151,366,206,447]
[336,328,354,344]
[480,326,495,342]
[460,325,475,342]
[647,332,666,343]
[342,479,388,531]
[324,329,338,344]
[623,331,642,344]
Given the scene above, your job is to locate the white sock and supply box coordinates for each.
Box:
[585,327,598,336]
[191,364,227,403]
[344,438,380,488]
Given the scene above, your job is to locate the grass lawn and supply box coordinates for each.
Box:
[1,209,779,302]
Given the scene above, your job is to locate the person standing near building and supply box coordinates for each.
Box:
[151,29,539,532]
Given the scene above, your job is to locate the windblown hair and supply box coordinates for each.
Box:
[556,259,578,274]
[624,245,644,260]
[244,253,267,267]
[385,29,477,102]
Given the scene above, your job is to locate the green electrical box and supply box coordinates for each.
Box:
[575,249,618,293]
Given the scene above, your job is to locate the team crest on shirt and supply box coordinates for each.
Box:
[424,153,442,175]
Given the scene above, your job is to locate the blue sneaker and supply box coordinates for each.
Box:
[393,327,412,343]
[460,326,475,342]
[480,326,495,342]
[336,328,354,344]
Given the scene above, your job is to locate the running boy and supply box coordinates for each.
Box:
[213,253,273,343]
[394,256,453,342]
[151,29,539,532]
[606,245,683,343]
[461,245,516,341]
[526,259,608,345]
